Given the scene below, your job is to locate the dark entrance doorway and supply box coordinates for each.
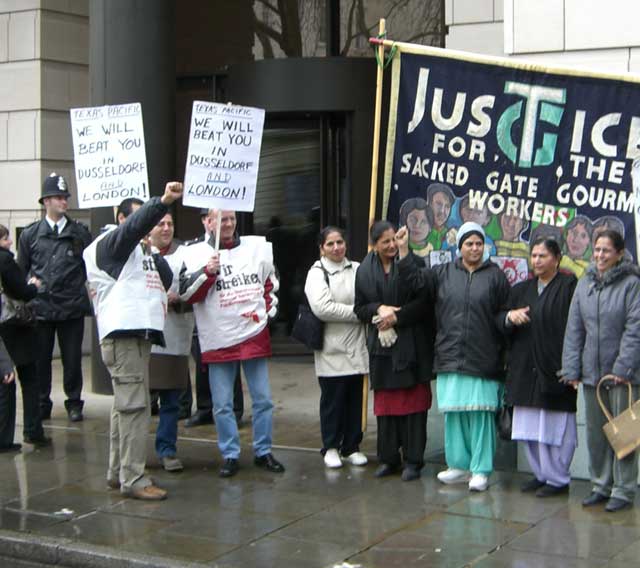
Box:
[245,114,350,353]
[175,58,378,354]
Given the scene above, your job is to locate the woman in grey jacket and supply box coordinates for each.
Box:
[304,227,369,469]
[561,229,640,513]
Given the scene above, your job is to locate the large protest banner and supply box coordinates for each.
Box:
[183,101,265,212]
[70,103,149,208]
[383,44,640,280]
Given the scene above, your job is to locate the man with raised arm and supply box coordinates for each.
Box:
[83,182,183,500]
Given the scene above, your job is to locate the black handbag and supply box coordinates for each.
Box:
[291,265,329,351]
[0,279,36,327]
[291,303,324,350]
[496,405,513,441]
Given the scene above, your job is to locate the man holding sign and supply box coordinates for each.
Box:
[180,210,284,478]
[83,182,183,500]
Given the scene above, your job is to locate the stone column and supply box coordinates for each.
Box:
[89,0,176,393]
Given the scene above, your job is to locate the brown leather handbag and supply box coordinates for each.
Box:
[597,375,640,460]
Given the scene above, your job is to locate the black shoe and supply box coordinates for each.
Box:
[605,497,633,513]
[150,402,159,416]
[40,408,51,421]
[184,411,214,428]
[68,408,83,422]
[254,453,285,473]
[178,408,191,421]
[521,477,546,493]
[219,458,239,478]
[401,464,421,482]
[0,443,22,453]
[582,491,608,507]
[24,435,52,448]
[536,483,569,498]
[374,463,400,478]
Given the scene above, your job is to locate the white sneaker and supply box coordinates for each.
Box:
[323,449,343,469]
[344,451,368,466]
[469,474,489,492]
[437,468,471,484]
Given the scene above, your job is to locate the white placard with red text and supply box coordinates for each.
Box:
[183,101,265,212]
[70,103,149,208]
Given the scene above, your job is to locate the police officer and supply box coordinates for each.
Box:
[18,173,92,422]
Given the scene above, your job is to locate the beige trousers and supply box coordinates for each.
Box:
[101,336,152,491]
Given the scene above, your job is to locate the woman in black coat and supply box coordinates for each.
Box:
[505,237,577,496]
[0,225,48,451]
[354,221,435,481]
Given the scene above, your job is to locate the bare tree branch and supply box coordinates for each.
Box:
[340,0,444,55]
[252,5,277,58]
[278,0,302,56]
[340,0,358,55]
[256,30,276,58]
[255,0,280,17]
[254,17,284,45]
[382,0,410,29]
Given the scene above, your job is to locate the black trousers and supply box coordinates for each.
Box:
[186,335,243,419]
[377,410,428,467]
[0,361,44,446]
[36,318,84,413]
[318,375,363,456]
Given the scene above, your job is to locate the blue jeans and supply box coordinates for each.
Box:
[208,358,273,459]
[154,389,181,458]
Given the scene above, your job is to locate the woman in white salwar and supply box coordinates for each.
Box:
[505,238,577,497]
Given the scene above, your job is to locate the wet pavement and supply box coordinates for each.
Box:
[0,356,638,567]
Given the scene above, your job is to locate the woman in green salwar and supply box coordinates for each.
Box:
[397,221,510,491]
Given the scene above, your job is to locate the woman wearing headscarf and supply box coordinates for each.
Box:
[304,226,369,469]
[505,237,577,497]
[561,229,640,512]
[397,221,510,491]
[354,221,435,481]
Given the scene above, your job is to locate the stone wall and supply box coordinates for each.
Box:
[0,0,90,241]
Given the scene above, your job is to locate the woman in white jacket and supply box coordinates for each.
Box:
[304,227,369,469]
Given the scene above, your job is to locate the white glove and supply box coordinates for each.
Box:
[378,327,398,348]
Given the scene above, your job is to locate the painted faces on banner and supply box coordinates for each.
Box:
[399,197,432,256]
[387,51,640,276]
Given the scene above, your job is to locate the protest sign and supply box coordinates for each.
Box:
[383,44,640,275]
[70,103,149,208]
[183,101,265,212]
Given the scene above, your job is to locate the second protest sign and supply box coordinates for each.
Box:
[183,101,265,212]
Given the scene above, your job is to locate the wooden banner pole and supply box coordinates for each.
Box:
[214,209,222,252]
[362,18,387,433]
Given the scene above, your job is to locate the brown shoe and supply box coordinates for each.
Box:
[107,478,120,490]
[125,484,167,501]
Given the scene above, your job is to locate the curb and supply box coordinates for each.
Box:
[0,529,210,568]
